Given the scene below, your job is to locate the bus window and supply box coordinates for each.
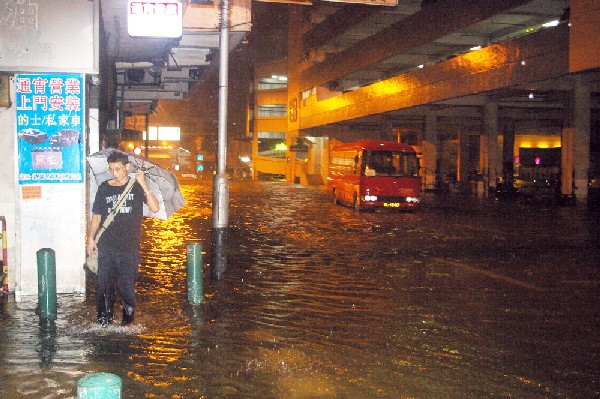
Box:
[363,150,419,177]
[403,153,420,177]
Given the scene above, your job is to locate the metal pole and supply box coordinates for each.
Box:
[186,242,203,304]
[211,0,230,278]
[77,372,122,399]
[1,216,7,293]
[37,248,57,321]
[213,0,230,230]
[145,113,150,158]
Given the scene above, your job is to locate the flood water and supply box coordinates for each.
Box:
[1,179,599,398]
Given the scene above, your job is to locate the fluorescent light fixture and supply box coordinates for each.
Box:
[128,0,183,38]
[542,20,560,28]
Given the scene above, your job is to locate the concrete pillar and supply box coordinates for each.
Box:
[251,125,259,181]
[286,5,303,184]
[571,81,590,202]
[502,119,516,184]
[286,131,299,183]
[382,118,394,141]
[482,101,500,193]
[457,128,470,184]
[422,111,438,191]
[561,127,574,196]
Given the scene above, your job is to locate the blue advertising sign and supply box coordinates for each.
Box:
[15,73,85,184]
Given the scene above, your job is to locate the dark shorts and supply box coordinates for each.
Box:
[96,251,140,308]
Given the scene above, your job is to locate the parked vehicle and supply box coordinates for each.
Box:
[328,140,421,211]
[18,128,47,145]
[49,129,80,147]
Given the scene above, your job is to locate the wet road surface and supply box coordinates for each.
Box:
[1,179,599,398]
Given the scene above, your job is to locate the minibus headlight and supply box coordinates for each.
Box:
[364,195,378,201]
[406,197,420,203]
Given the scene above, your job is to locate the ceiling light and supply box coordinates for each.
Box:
[470,45,482,51]
[528,92,534,99]
[542,20,560,28]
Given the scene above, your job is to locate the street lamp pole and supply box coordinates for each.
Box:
[211,0,230,279]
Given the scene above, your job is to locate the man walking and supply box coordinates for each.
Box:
[87,151,160,327]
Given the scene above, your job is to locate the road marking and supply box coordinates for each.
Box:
[432,257,546,292]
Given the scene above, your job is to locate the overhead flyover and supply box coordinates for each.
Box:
[281,0,599,201]
[300,0,537,93]
[299,23,569,129]
[293,0,587,129]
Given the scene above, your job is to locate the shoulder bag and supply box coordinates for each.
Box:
[84,178,137,274]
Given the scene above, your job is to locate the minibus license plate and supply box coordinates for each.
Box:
[384,202,400,208]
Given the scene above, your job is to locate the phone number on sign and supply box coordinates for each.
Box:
[20,173,83,182]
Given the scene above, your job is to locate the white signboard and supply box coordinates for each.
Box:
[0,0,98,73]
[128,0,183,38]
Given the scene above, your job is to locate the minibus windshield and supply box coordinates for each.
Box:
[362,150,419,177]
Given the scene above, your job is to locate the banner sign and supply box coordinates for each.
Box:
[15,73,85,185]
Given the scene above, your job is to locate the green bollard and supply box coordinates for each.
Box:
[77,372,121,399]
[186,242,203,304]
[37,248,57,321]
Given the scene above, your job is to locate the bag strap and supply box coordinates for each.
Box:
[94,177,137,244]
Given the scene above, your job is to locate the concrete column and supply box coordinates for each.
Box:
[458,128,470,184]
[502,119,516,184]
[561,127,574,196]
[482,101,500,193]
[286,5,303,183]
[251,129,259,180]
[571,81,590,202]
[422,111,438,191]
[286,132,299,183]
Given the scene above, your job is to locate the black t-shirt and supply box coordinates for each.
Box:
[92,179,146,253]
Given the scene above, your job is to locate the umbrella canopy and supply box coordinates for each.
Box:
[87,148,186,220]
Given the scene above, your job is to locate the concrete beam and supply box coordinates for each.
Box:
[299,24,569,129]
[300,0,533,91]
[302,5,380,50]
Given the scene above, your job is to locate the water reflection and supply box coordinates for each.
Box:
[211,228,228,280]
[0,181,599,398]
[38,320,58,368]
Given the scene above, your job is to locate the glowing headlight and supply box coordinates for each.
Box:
[364,195,378,201]
[406,197,420,203]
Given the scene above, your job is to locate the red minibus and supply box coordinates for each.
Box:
[327,140,421,210]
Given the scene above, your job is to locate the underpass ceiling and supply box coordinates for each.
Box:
[100,0,251,116]
[300,0,600,131]
[99,0,598,133]
[306,0,570,90]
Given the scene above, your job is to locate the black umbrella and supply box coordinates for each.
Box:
[87,148,186,220]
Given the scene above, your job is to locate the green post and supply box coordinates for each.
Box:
[186,242,203,304]
[77,372,121,399]
[37,248,57,321]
